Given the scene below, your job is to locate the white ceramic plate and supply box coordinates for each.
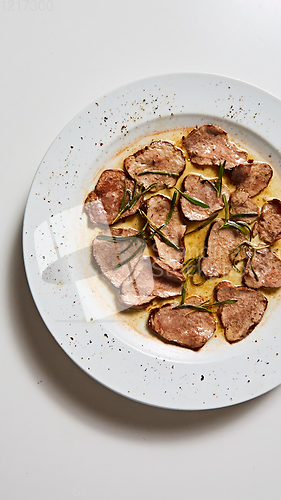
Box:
[23,73,281,410]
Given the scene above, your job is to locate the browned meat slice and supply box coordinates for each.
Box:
[152,259,185,283]
[179,174,230,221]
[92,228,145,288]
[118,257,183,309]
[243,247,281,289]
[146,194,186,270]
[255,199,281,244]
[148,296,216,349]
[84,169,143,225]
[201,220,245,278]
[214,281,268,342]
[182,124,248,170]
[124,140,186,191]
[229,189,259,224]
[231,160,273,197]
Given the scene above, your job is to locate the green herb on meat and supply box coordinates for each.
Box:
[174,187,210,208]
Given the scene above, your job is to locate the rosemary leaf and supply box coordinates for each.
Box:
[202,179,218,193]
[138,170,178,177]
[208,299,238,307]
[180,278,188,305]
[214,160,226,197]
[231,212,258,219]
[250,250,259,281]
[139,210,181,250]
[113,241,145,270]
[174,187,210,208]
[223,193,229,222]
[219,220,249,236]
[164,191,178,226]
[174,304,212,312]
[185,213,218,235]
[119,179,127,213]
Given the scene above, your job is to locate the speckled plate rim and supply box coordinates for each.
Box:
[23,73,281,410]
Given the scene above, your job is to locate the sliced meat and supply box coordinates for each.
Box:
[255,199,281,244]
[229,189,259,224]
[179,174,230,221]
[92,228,145,288]
[146,194,186,270]
[182,124,248,170]
[214,281,268,342]
[124,140,186,191]
[243,247,281,289]
[201,219,245,278]
[118,257,183,309]
[148,296,216,350]
[231,160,273,197]
[84,169,143,226]
[152,258,185,283]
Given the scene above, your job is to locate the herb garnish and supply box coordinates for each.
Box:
[185,213,218,235]
[229,241,269,279]
[231,212,258,219]
[111,181,157,224]
[175,298,237,312]
[113,240,146,270]
[213,160,226,197]
[181,255,206,287]
[219,195,252,238]
[138,209,181,250]
[174,187,210,208]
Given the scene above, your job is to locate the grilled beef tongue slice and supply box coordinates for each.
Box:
[118,257,183,309]
[201,220,245,278]
[243,247,281,289]
[84,169,143,225]
[146,194,186,270]
[92,228,145,288]
[214,281,268,343]
[148,296,216,350]
[182,124,248,170]
[179,173,230,221]
[229,189,259,223]
[124,140,186,191]
[231,160,273,197]
[255,199,281,245]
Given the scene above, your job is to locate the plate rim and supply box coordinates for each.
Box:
[23,72,281,410]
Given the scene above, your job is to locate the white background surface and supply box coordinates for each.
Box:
[1,1,281,499]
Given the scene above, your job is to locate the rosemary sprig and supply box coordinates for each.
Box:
[164,190,177,226]
[113,240,146,270]
[231,212,258,219]
[175,304,212,312]
[138,210,181,250]
[138,170,178,177]
[229,241,269,276]
[219,195,252,238]
[174,298,237,312]
[220,220,250,237]
[181,255,207,286]
[223,193,229,222]
[147,191,178,242]
[174,187,210,208]
[111,181,157,224]
[213,160,226,197]
[185,213,218,235]
[180,278,188,305]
